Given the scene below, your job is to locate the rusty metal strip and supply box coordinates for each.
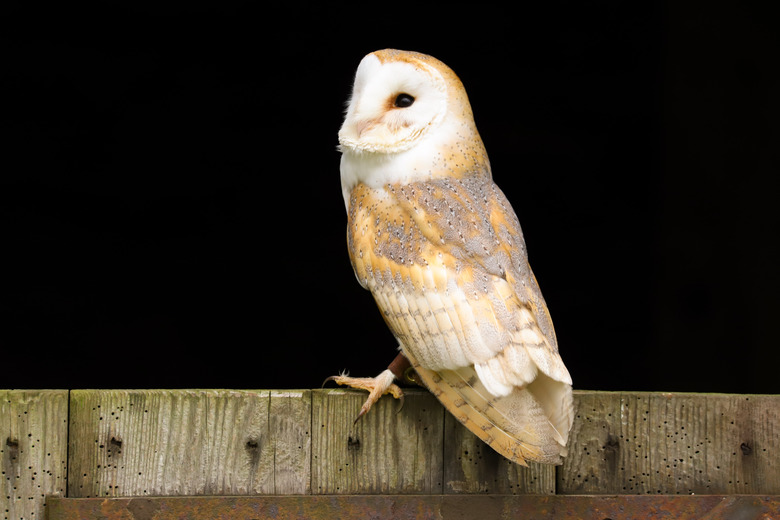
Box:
[47,494,780,520]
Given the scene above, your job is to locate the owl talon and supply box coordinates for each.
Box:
[396,393,405,414]
[321,374,343,388]
[354,391,405,424]
[323,369,403,423]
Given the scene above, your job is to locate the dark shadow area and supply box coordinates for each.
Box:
[3,3,777,393]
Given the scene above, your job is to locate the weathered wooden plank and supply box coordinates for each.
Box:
[559,391,780,494]
[311,388,444,494]
[2,387,770,505]
[67,389,311,497]
[0,390,68,520]
[442,411,556,494]
[46,494,780,520]
[268,390,313,493]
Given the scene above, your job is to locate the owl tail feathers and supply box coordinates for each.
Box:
[525,370,575,454]
[408,356,573,465]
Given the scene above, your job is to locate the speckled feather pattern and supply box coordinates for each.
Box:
[340,49,574,465]
[347,175,572,464]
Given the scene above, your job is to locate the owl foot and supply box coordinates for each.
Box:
[323,369,404,424]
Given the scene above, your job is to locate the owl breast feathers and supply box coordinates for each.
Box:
[339,49,574,465]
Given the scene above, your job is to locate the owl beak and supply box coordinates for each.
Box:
[355,118,378,138]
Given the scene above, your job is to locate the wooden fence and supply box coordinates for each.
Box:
[2,389,779,519]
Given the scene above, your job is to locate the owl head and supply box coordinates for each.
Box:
[339,50,491,203]
[338,49,483,156]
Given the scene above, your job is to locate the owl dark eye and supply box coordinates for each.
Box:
[394,93,415,108]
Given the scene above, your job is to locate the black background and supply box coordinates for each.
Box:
[3,3,778,393]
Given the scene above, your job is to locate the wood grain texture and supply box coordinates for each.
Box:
[311,388,444,494]
[1,390,68,520]
[559,391,780,494]
[4,388,776,504]
[267,390,313,494]
[67,389,311,497]
[442,411,556,494]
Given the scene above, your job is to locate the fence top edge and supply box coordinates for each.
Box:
[1,389,777,399]
[572,389,780,398]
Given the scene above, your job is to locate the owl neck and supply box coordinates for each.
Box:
[340,126,491,209]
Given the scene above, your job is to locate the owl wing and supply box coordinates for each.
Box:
[347,174,574,465]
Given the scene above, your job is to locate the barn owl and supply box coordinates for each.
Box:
[329,49,574,465]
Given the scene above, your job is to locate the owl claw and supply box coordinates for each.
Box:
[321,374,344,388]
[323,369,403,423]
[354,391,404,424]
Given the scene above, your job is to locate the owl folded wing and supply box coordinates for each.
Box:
[368,253,573,464]
[349,177,574,464]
